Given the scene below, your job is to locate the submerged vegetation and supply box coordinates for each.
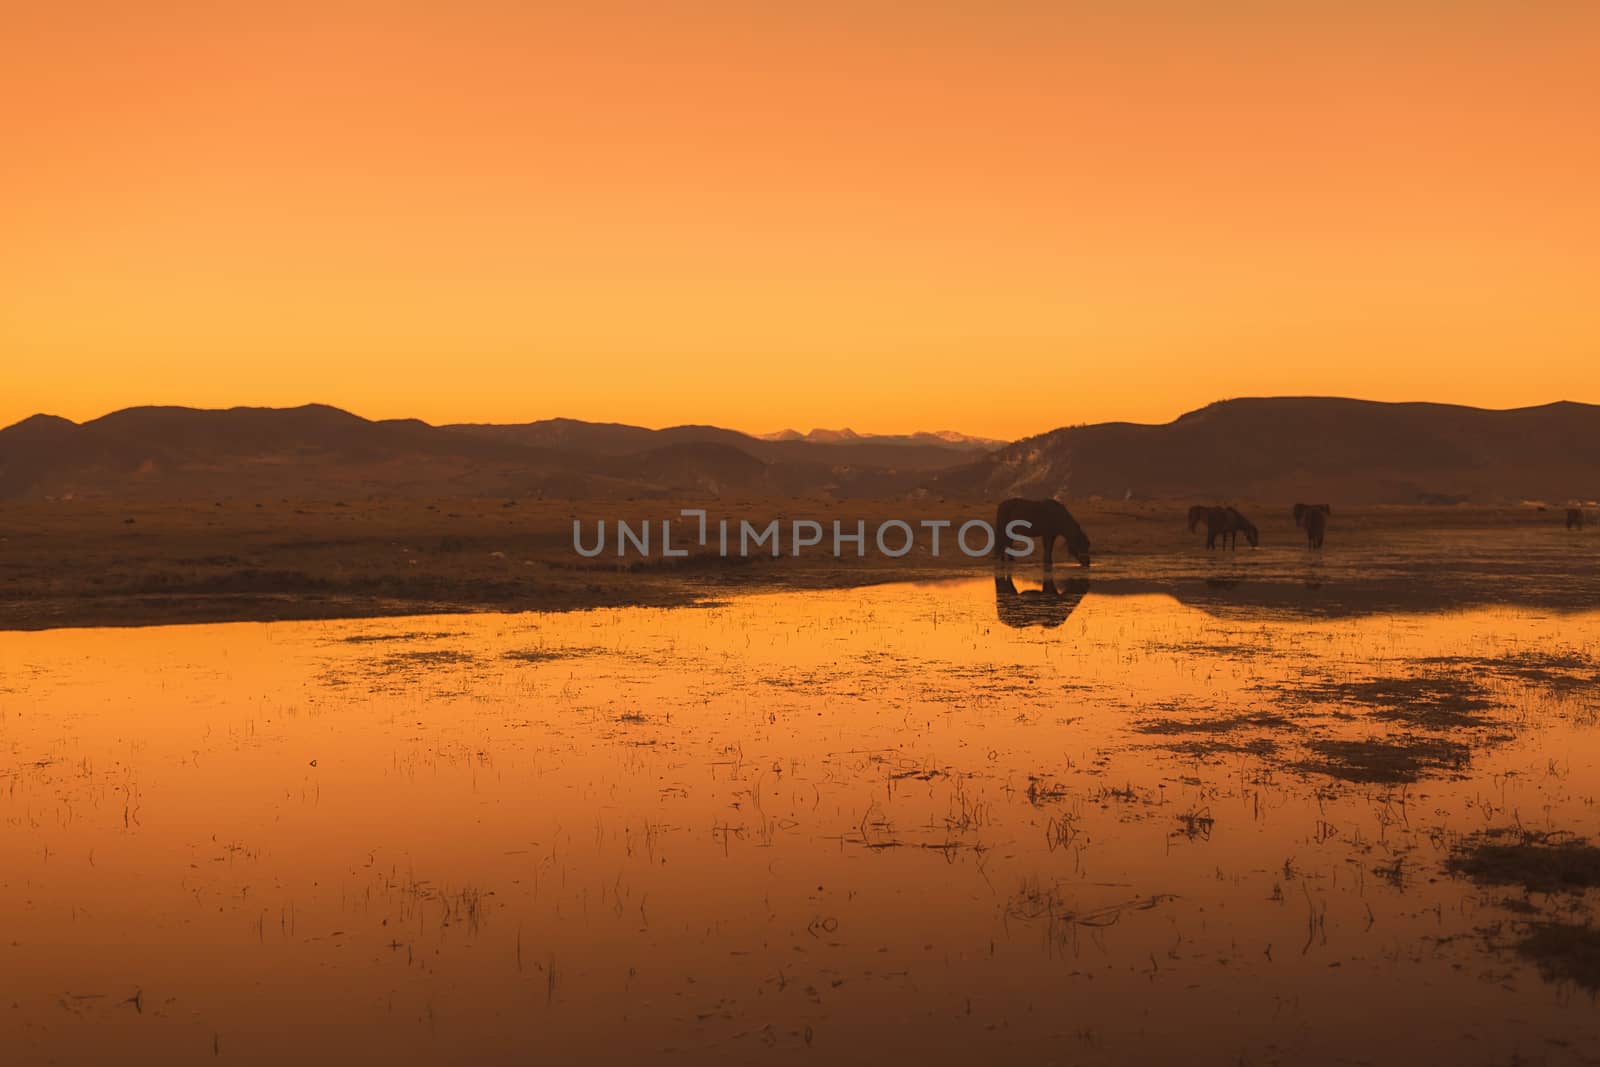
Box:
[1447,835,1600,894]
[1515,924,1600,993]
[2,573,1598,1062]
[1295,736,1472,783]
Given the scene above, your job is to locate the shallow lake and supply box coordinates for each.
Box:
[3,575,1599,1064]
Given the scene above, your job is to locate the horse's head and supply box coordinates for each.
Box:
[1245,526,1260,548]
[1071,533,1092,567]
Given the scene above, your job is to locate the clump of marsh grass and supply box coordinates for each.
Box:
[1445,833,1600,894]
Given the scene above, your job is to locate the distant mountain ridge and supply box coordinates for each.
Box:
[929,397,1600,506]
[757,427,1006,449]
[441,418,992,470]
[0,405,994,501]
[2,398,1595,503]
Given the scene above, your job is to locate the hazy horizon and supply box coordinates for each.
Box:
[7,391,1599,443]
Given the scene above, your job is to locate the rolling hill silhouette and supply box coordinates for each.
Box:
[0,405,983,500]
[756,427,1007,450]
[445,418,995,470]
[929,397,1600,505]
[2,398,1595,503]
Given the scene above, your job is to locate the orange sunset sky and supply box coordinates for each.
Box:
[3,2,1598,439]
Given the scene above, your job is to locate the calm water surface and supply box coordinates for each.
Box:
[3,577,1599,1064]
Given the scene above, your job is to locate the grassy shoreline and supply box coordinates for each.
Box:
[0,498,1586,630]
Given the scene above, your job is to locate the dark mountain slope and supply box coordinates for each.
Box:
[4,398,1595,504]
[929,398,1600,505]
[0,405,980,500]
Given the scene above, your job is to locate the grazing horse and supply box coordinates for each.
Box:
[1293,503,1332,527]
[1220,507,1259,549]
[993,575,1089,629]
[1202,506,1258,550]
[1569,508,1586,531]
[1302,506,1328,548]
[993,498,1091,568]
[1294,503,1331,547]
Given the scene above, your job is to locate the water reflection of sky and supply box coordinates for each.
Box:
[2,579,1598,1064]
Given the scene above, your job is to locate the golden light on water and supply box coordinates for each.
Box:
[4,579,1599,1061]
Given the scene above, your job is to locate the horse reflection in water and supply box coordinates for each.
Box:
[993,574,1090,629]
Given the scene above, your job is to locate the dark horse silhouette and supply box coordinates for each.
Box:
[1294,503,1331,548]
[1569,508,1586,530]
[1197,506,1258,550]
[1189,505,1258,549]
[993,575,1089,629]
[993,498,1091,567]
[1302,507,1328,548]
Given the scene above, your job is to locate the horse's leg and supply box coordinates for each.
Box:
[1042,534,1055,571]
[994,511,1013,560]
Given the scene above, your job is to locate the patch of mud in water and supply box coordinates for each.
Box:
[335,629,467,645]
[501,646,604,663]
[1416,649,1600,696]
[1277,674,1499,728]
[1132,708,1293,760]
[1447,832,1600,894]
[1294,735,1473,783]
[1448,831,1600,997]
[1513,924,1600,993]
